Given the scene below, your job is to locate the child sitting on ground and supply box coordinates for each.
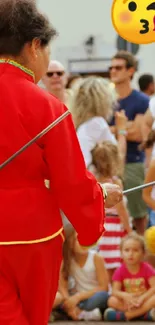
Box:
[105,232,155,321]
[59,224,109,321]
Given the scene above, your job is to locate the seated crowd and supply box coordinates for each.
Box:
[50,230,155,322]
[42,52,155,323]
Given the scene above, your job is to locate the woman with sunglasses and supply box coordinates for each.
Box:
[0,1,123,325]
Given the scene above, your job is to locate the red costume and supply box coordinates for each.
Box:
[0,60,105,325]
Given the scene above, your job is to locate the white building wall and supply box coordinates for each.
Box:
[37,0,155,85]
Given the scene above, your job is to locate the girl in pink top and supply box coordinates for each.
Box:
[104,232,155,321]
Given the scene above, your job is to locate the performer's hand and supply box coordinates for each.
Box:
[103,183,123,208]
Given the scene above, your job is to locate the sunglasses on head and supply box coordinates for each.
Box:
[46,71,65,77]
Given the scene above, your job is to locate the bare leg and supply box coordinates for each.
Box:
[108,296,127,312]
[62,303,82,320]
[53,292,64,309]
[67,307,81,320]
[133,216,147,235]
[125,295,155,320]
[107,269,116,284]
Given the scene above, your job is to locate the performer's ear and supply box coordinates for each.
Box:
[29,38,41,60]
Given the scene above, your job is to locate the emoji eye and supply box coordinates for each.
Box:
[128,1,137,11]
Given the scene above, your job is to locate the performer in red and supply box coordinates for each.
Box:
[0,1,122,324]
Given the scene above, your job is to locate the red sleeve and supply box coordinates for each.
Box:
[41,97,105,247]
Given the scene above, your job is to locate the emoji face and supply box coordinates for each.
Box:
[111,0,155,44]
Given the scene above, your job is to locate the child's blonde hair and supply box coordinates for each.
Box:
[92,141,123,178]
[70,76,117,129]
[120,232,146,253]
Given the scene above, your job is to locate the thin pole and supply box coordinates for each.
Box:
[1,108,155,197]
[123,181,155,195]
[0,110,70,170]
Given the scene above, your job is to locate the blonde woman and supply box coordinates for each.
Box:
[70,77,127,169]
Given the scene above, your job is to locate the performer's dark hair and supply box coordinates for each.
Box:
[0,0,57,56]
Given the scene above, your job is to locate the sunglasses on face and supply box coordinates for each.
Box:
[109,65,126,72]
[46,71,65,77]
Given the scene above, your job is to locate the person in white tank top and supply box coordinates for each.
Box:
[59,224,109,321]
[70,250,99,292]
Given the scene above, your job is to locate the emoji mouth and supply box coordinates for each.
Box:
[147,2,155,10]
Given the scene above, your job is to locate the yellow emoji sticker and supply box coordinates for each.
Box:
[111,0,155,44]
